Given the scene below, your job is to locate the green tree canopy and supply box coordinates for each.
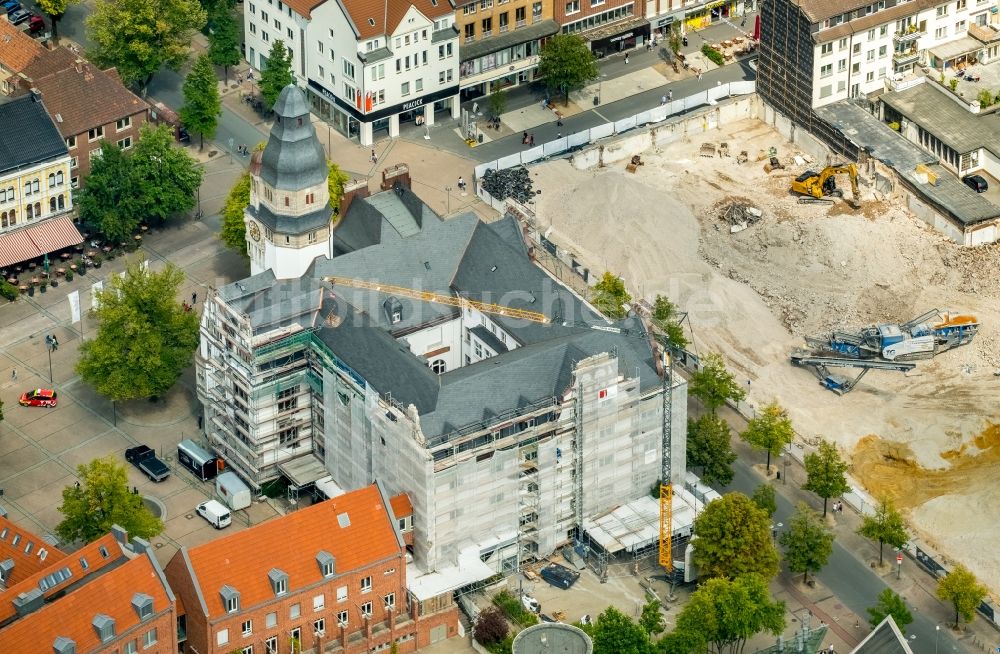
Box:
[857,497,908,567]
[592,606,653,654]
[76,259,200,401]
[867,589,913,632]
[688,353,745,414]
[328,162,350,218]
[779,502,834,584]
[473,606,508,646]
[130,124,203,221]
[803,440,850,517]
[207,4,241,80]
[652,294,688,350]
[36,0,80,39]
[180,53,222,150]
[936,564,987,628]
[86,0,207,91]
[751,484,777,517]
[592,272,632,319]
[686,414,736,487]
[639,598,666,638]
[56,457,164,543]
[537,34,599,105]
[693,492,779,580]
[259,40,294,109]
[740,401,795,474]
[663,574,785,654]
[77,141,140,242]
[221,172,251,252]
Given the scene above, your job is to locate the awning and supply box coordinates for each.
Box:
[0,217,83,268]
[278,454,329,488]
[930,36,982,62]
[579,15,649,43]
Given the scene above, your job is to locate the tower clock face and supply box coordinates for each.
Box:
[248,222,261,242]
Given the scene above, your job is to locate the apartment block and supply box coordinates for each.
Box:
[165,483,457,654]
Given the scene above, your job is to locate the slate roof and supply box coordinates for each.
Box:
[23,59,148,139]
[250,200,333,236]
[259,85,329,191]
[176,484,401,619]
[0,512,66,589]
[0,94,68,176]
[881,82,996,156]
[340,0,455,40]
[460,19,559,61]
[0,551,173,654]
[851,615,913,654]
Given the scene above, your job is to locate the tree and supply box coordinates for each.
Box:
[487,87,508,118]
[639,598,665,638]
[686,414,736,487]
[857,497,907,567]
[692,492,778,580]
[328,161,350,219]
[592,606,652,654]
[751,484,777,517]
[867,589,913,633]
[779,502,834,584]
[740,401,794,474]
[76,259,200,401]
[36,0,80,40]
[180,54,222,151]
[473,607,508,646]
[666,574,785,654]
[86,0,207,92]
[537,34,599,105]
[207,4,241,81]
[652,294,688,350]
[259,40,294,109]
[130,124,203,221]
[591,272,632,319]
[56,457,164,543]
[936,564,987,628]
[77,142,140,242]
[688,353,745,414]
[221,172,251,252]
[803,440,850,517]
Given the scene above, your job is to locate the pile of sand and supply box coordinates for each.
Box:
[528,119,1000,595]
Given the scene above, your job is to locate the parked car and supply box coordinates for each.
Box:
[125,444,171,482]
[539,563,580,589]
[8,8,30,25]
[520,594,540,614]
[27,14,44,34]
[962,174,988,193]
[196,499,232,529]
[19,388,57,407]
[4,2,21,16]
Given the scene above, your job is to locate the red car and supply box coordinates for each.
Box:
[19,388,57,407]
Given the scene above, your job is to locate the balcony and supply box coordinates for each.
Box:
[894,27,926,43]
[893,48,920,66]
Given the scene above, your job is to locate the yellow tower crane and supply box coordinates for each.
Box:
[659,351,673,575]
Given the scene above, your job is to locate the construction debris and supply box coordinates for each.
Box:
[626,154,645,173]
[700,143,717,158]
[481,165,534,203]
[719,143,730,157]
[736,150,749,164]
[721,203,763,233]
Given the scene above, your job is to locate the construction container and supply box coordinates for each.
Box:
[216,471,252,510]
[177,439,220,481]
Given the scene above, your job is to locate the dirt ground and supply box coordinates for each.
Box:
[528,118,1000,596]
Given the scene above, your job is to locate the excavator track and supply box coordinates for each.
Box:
[797,197,835,205]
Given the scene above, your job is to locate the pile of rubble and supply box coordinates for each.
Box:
[720,203,763,233]
[481,166,534,203]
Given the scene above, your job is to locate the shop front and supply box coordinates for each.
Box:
[458,19,558,100]
[307,79,460,146]
[684,0,737,32]
[583,16,651,58]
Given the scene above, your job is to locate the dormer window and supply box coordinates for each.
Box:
[268,568,289,596]
[220,585,240,613]
[383,297,403,324]
[132,592,154,621]
[317,551,336,577]
[92,615,116,642]
[53,637,76,654]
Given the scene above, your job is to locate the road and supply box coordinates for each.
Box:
[724,453,965,654]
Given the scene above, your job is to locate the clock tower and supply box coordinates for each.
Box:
[245,84,332,279]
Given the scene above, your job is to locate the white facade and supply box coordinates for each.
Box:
[244,0,310,80]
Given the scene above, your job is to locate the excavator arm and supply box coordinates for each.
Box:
[793,164,861,206]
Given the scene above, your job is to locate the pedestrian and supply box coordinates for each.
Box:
[698,70,703,80]
[10,368,15,381]
[522,131,528,144]
[668,89,673,101]
[529,134,534,146]
[457,176,466,192]
[237,73,243,84]
[51,336,58,350]
[198,415,203,430]
[243,144,249,156]
[646,40,652,52]
[557,132,562,139]
[661,94,667,105]
[624,53,629,64]
[557,118,563,127]
[75,481,80,489]
[371,149,378,164]
[191,291,197,305]
[248,70,254,81]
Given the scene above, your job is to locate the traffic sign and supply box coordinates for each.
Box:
[896,553,903,564]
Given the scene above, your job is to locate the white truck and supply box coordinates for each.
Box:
[215,471,252,510]
[196,500,232,529]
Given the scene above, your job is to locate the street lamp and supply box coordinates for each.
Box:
[597,73,608,105]
[935,624,940,654]
[445,186,452,215]
[44,334,55,382]
[782,449,790,485]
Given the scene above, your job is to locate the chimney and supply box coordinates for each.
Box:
[380,163,411,191]
[338,178,369,219]
[29,88,41,103]
[110,524,129,545]
[73,59,83,73]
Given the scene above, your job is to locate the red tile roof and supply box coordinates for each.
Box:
[0,514,66,587]
[284,0,326,19]
[0,21,47,74]
[182,484,401,618]
[341,0,455,40]
[0,552,173,653]
[24,59,148,139]
[389,493,412,519]
[0,534,123,623]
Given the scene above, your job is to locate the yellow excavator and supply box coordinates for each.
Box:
[790,163,861,208]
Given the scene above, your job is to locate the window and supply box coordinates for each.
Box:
[48,173,55,188]
[867,28,875,39]
[838,37,848,50]
[337,586,348,602]
[266,612,278,628]
[361,576,372,592]
[837,58,846,72]
[287,27,293,39]
[116,116,131,131]
[431,359,446,374]
[957,0,966,7]
[880,25,888,36]
[313,594,325,611]
[66,135,76,148]
[481,16,492,35]
[250,22,257,34]
[401,81,410,96]
[262,31,270,42]
[88,126,104,141]
[361,601,373,618]
[337,610,348,627]
[384,593,396,609]
[241,647,253,654]
[464,23,474,40]
[878,45,887,57]
[866,71,875,82]
[955,20,966,31]
[249,1,255,11]
[565,0,579,13]
[265,636,278,654]
[479,0,492,7]
[820,63,832,77]
[118,137,132,149]
[936,5,947,16]
[242,619,253,636]
[279,426,298,444]
[935,26,947,38]
[463,2,475,14]
[56,171,63,186]
[516,6,525,24]
[221,586,240,613]
[217,629,230,646]
[415,78,423,92]
[819,84,833,98]
[853,43,861,54]
[290,603,301,619]
[318,40,324,53]
[821,43,833,55]
[143,628,157,649]
[343,60,355,79]
[866,49,875,61]
[124,641,138,654]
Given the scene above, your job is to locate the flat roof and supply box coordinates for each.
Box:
[881,81,994,155]
[582,486,707,555]
[816,100,1000,226]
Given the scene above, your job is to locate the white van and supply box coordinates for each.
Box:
[196,499,232,529]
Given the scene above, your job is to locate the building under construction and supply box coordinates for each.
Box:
[196,172,687,595]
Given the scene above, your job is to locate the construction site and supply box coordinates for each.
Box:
[521,115,1000,598]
